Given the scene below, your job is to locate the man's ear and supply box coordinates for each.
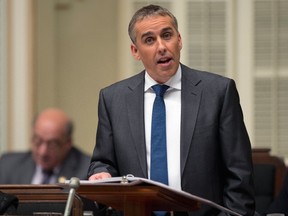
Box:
[130,43,141,60]
[178,33,183,50]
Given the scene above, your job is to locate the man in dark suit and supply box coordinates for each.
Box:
[88,4,255,216]
[0,108,91,184]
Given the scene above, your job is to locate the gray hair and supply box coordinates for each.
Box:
[128,4,178,44]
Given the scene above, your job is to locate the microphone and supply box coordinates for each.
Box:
[64,177,80,216]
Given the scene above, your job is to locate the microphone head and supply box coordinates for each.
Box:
[69,177,80,189]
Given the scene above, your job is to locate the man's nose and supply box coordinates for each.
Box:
[38,143,49,154]
[157,39,167,53]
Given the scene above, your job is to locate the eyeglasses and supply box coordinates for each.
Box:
[32,135,65,150]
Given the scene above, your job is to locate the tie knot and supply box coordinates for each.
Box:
[152,84,169,97]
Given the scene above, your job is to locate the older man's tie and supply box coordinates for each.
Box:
[150,84,169,216]
[41,169,54,184]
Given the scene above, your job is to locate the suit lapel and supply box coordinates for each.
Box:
[180,66,202,176]
[126,72,147,177]
[20,153,36,184]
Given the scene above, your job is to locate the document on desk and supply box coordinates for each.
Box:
[67,175,242,216]
[77,175,141,184]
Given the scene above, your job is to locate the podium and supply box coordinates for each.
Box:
[67,177,241,216]
[0,178,241,216]
[74,179,199,216]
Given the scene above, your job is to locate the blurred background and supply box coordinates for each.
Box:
[0,0,287,163]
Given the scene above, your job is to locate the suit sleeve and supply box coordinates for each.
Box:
[219,79,255,216]
[88,89,119,178]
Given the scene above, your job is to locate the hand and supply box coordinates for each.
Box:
[88,172,112,180]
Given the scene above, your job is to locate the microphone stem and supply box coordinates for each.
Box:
[64,188,75,216]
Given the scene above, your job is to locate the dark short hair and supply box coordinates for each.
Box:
[128,4,178,44]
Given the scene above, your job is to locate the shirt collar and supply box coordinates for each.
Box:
[36,164,61,175]
[144,65,182,92]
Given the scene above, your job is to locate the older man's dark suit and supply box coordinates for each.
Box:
[88,64,255,216]
[0,146,90,184]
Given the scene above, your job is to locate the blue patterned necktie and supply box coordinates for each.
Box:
[150,84,169,216]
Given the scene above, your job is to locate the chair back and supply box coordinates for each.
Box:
[252,148,287,213]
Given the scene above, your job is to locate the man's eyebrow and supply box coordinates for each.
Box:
[141,31,153,40]
[140,27,174,40]
[161,27,173,32]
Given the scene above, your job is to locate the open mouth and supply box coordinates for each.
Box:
[157,57,172,65]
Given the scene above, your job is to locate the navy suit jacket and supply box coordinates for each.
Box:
[88,64,255,216]
[0,146,91,184]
